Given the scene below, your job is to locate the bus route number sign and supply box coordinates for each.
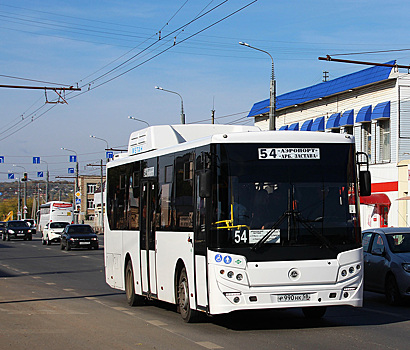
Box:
[258,148,320,160]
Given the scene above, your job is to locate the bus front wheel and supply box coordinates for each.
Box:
[302,306,327,319]
[177,268,201,323]
[125,260,144,306]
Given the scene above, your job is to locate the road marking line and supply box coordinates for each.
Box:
[63,289,75,291]
[21,271,29,274]
[196,341,223,349]
[123,311,135,316]
[46,283,56,285]
[32,276,42,279]
[147,320,168,326]
[81,256,90,259]
[112,307,128,311]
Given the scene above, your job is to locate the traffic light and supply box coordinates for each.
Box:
[22,172,28,181]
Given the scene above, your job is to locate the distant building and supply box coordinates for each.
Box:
[78,175,105,225]
[248,61,410,228]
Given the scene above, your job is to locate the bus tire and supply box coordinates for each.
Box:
[125,260,144,306]
[302,306,327,319]
[177,267,201,323]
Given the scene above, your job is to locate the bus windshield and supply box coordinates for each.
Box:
[210,143,360,258]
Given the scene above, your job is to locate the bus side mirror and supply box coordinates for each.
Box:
[359,170,371,197]
[199,170,211,198]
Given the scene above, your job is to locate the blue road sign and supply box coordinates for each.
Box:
[75,198,81,205]
[0,156,4,163]
[69,155,77,163]
[68,168,75,174]
[37,171,44,178]
[8,173,14,179]
[106,151,114,159]
[33,157,40,164]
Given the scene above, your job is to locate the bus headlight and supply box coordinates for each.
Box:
[338,262,361,282]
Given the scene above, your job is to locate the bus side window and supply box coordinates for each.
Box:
[175,152,194,230]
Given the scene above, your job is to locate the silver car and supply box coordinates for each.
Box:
[362,228,410,305]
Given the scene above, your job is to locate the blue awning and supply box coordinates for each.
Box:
[279,125,289,130]
[300,119,313,131]
[372,101,390,120]
[247,60,395,118]
[311,116,325,131]
[340,109,354,126]
[356,105,372,123]
[326,113,341,129]
[288,122,299,131]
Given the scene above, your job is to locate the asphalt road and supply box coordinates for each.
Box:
[1,235,409,350]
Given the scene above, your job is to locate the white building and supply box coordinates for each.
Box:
[248,61,410,229]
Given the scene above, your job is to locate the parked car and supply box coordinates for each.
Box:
[42,221,70,245]
[0,221,5,235]
[24,219,37,234]
[60,224,98,251]
[362,228,410,305]
[1,220,34,241]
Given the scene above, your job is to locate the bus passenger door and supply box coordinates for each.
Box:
[194,173,209,310]
[140,180,158,298]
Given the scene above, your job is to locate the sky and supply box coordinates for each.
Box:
[1,0,410,181]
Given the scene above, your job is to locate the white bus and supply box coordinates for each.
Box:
[38,201,74,234]
[104,124,370,322]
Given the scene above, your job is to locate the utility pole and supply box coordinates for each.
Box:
[86,161,105,233]
[17,179,21,220]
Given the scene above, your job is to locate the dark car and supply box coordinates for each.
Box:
[60,224,98,251]
[0,221,5,235]
[2,220,33,241]
[362,228,410,305]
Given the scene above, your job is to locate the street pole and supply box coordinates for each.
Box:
[24,180,27,219]
[155,86,185,124]
[61,148,79,224]
[17,179,21,220]
[239,42,276,130]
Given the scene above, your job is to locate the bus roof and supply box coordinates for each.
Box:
[111,124,355,166]
[126,124,260,157]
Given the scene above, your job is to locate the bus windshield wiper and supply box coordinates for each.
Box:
[251,209,339,253]
[251,211,289,251]
[294,213,339,253]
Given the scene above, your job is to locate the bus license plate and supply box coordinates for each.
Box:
[277,293,311,302]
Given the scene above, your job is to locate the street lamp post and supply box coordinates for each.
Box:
[155,86,185,124]
[90,135,110,162]
[13,164,26,219]
[41,159,49,203]
[128,116,150,127]
[89,135,109,232]
[239,42,276,131]
[61,147,79,223]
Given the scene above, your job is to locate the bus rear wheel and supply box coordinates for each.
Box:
[177,268,201,323]
[125,260,144,306]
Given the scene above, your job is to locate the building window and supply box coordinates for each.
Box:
[87,183,97,194]
[87,199,94,209]
[343,126,353,135]
[361,123,371,161]
[379,119,390,162]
